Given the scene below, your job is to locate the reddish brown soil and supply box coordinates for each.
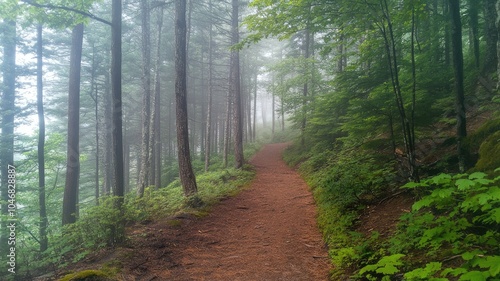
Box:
[75,143,332,281]
[357,192,414,239]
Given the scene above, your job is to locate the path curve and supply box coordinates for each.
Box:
[127,143,332,280]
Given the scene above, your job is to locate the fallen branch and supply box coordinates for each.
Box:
[378,190,408,205]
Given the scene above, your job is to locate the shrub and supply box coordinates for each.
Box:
[359,170,500,280]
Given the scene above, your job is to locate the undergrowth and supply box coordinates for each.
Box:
[30,157,257,280]
[283,142,397,279]
[286,137,500,280]
[358,170,500,281]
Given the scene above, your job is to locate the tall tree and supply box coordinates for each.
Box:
[111,0,125,212]
[37,24,48,252]
[111,0,125,243]
[301,27,310,146]
[230,0,244,168]
[204,0,214,172]
[483,0,498,74]
[175,0,198,197]
[103,66,113,196]
[151,4,164,188]
[137,0,152,197]
[496,0,500,85]
[449,0,467,172]
[62,23,84,226]
[0,16,16,254]
[379,0,418,181]
[467,0,480,68]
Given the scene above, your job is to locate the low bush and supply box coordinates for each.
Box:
[283,142,397,278]
[358,170,500,280]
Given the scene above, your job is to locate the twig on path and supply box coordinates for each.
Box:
[377,190,408,205]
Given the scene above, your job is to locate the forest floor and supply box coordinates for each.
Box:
[64,143,333,280]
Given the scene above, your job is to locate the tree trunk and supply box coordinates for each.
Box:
[449,0,467,172]
[175,0,198,197]
[272,74,276,136]
[467,0,480,68]
[200,53,206,159]
[223,92,231,168]
[88,42,100,205]
[253,71,257,141]
[123,126,130,192]
[496,0,500,86]
[410,0,419,182]
[111,0,125,243]
[205,0,214,172]
[103,67,113,196]
[137,0,152,197]
[483,0,498,74]
[301,28,310,147]
[152,6,164,188]
[338,34,344,72]
[37,24,48,252]
[246,70,253,141]
[380,0,418,181]
[62,23,84,226]
[0,18,16,253]
[230,0,244,168]
[444,1,451,66]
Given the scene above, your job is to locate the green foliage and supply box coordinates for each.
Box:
[64,197,124,250]
[284,141,397,276]
[359,171,500,280]
[125,167,255,222]
[358,254,405,280]
[404,262,447,281]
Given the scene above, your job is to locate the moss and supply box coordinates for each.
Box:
[474,130,500,172]
[167,219,183,227]
[58,269,113,281]
[464,118,500,153]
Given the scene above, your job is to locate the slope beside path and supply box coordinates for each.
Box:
[96,143,332,280]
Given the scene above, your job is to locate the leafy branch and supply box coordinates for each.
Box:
[21,0,112,26]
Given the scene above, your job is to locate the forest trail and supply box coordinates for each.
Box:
[120,143,332,280]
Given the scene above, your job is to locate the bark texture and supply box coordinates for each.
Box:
[62,23,84,226]
[175,0,198,197]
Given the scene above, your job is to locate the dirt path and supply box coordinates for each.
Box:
[122,143,332,280]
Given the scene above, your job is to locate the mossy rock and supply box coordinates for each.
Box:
[58,270,114,281]
[464,118,500,153]
[474,130,500,172]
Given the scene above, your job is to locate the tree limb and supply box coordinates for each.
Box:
[21,0,112,26]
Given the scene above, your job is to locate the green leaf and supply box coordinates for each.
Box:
[413,196,434,211]
[485,208,500,223]
[459,271,489,281]
[403,182,428,189]
[376,264,399,275]
[359,254,405,276]
[441,267,468,277]
[462,251,482,261]
[432,173,453,185]
[432,187,454,199]
[469,172,487,180]
[486,257,500,276]
[404,262,442,280]
[456,179,477,190]
[472,256,500,274]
